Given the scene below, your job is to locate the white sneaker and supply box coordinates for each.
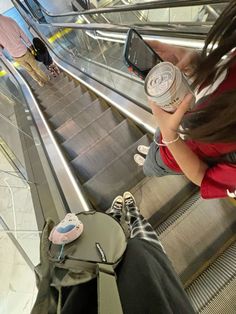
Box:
[137,145,149,156]
[134,154,145,166]
[106,195,123,214]
[123,191,136,208]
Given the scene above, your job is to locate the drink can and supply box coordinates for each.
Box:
[144,62,193,112]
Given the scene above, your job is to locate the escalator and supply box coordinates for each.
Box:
[26,71,188,213]
[5,0,236,313]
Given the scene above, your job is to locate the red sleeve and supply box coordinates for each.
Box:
[201,163,236,199]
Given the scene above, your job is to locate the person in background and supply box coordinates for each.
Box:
[134,1,236,200]
[0,15,48,87]
[32,37,60,78]
[61,192,195,314]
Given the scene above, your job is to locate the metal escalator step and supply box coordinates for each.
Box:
[39,93,62,108]
[63,92,97,117]
[71,119,144,183]
[48,92,98,129]
[130,175,189,220]
[83,134,150,211]
[53,76,70,88]
[62,108,124,160]
[186,241,236,313]
[156,196,236,281]
[54,98,108,142]
[31,75,68,92]
[45,85,86,116]
[38,81,75,102]
[59,85,87,106]
[45,99,71,117]
[49,111,72,129]
[41,84,84,110]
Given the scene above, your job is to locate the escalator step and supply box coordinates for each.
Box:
[130,175,188,220]
[54,98,108,142]
[31,75,68,92]
[62,108,124,159]
[49,91,97,129]
[38,81,75,102]
[156,197,236,281]
[45,86,86,116]
[39,93,62,109]
[49,111,72,129]
[46,85,85,111]
[83,134,150,211]
[59,85,87,106]
[71,119,144,183]
[63,92,97,117]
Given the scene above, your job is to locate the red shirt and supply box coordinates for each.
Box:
[160,62,236,199]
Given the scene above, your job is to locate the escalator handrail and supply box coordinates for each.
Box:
[22,0,226,18]
[13,0,207,51]
[12,0,210,40]
[37,22,208,40]
[1,54,92,213]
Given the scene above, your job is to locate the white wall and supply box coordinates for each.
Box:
[0,0,14,13]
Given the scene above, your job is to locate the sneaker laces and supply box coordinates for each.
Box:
[113,201,123,211]
[125,197,135,206]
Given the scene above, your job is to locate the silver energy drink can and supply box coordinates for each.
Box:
[144,62,193,112]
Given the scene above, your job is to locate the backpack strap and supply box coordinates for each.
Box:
[98,264,123,314]
[31,219,57,314]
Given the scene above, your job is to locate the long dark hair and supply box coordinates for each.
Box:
[182,1,236,143]
[33,37,47,53]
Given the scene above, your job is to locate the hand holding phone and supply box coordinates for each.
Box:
[123,29,163,80]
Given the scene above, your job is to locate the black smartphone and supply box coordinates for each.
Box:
[123,28,163,79]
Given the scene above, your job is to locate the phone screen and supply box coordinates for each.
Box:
[125,30,162,78]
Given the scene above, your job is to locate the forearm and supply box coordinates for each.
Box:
[166,138,208,186]
[19,28,31,46]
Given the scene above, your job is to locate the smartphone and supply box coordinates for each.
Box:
[123,28,163,79]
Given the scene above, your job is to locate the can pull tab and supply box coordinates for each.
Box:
[95,242,107,262]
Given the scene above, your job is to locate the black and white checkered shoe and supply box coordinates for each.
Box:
[106,195,123,216]
[123,191,139,215]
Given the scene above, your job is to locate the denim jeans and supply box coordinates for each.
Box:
[143,129,181,177]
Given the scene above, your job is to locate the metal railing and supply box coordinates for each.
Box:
[22,0,227,18]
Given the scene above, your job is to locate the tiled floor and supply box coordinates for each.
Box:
[0,150,39,314]
[0,234,37,314]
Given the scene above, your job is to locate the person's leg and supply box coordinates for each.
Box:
[123,191,165,250]
[143,129,181,177]
[25,50,48,83]
[15,53,44,85]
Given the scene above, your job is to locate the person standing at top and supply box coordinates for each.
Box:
[0,15,48,86]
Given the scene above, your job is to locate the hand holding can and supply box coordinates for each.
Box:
[144,62,194,112]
